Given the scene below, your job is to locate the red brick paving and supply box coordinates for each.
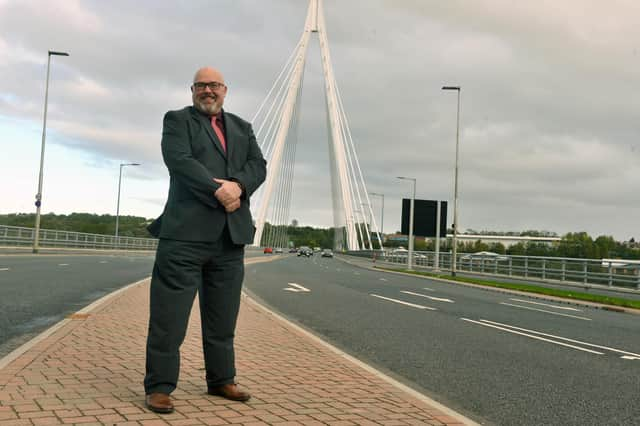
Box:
[0,261,474,425]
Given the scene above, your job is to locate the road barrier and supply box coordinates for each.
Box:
[348,249,640,291]
[0,225,157,251]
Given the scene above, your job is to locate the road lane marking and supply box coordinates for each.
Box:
[480,319,640,358]
[370,294,437,310]
[99,261,108,264]
[0,268,9,271]
[621,356,640,360]
[422,287,436,292]
[379,278,387,281]
[509,298,582,311]
[283,283,310,293]
[500,302,591,321]
[401,291,454,303]
[460,318,604,355]
[58,264,69,267]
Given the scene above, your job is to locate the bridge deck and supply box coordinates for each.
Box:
[0,262,473,425]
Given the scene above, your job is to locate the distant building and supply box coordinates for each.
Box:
[451,234,561,248]
[385,233,560,248]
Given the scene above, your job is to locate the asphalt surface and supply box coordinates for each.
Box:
[244,255,640,426]
[0,248,266,358]
[366,255,640,301]
[0,253,155,358]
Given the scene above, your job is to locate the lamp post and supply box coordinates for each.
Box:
[397,176,416,271]
[115,162,140,248]
[442,85,461,276]
[33,50,69,253]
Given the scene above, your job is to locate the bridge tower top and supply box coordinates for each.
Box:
[251,0,382,252]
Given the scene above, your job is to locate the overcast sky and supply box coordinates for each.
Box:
[1,0,639,240]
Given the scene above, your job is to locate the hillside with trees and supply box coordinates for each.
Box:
[0,213,153,238]
[2,214,638,260]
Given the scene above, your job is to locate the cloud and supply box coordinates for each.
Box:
[1,0,639,240]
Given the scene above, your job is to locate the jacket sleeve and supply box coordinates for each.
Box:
[228,123,267,198]
[161,111,220,208]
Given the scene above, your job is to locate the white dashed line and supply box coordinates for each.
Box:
[500,302,591,321]
[58,264,69,267]
[370,294,437,310]
[283,283,311,293]
[0,268,10,271]
[480,319,640,359]
[401,291,454,303]
[461,318,603,355]
[509,298,582,311]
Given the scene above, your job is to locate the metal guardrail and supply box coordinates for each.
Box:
[0,225,158,251]
[349,249,640,291]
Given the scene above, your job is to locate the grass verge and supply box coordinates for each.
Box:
[375,266,640,311]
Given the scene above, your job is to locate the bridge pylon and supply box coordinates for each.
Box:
[251,0,383,252]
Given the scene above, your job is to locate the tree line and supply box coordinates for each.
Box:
[387,232,640,260]
[2,213,638,260]
[0,213,153,238]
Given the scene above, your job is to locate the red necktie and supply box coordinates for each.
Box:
[211,116,226,153]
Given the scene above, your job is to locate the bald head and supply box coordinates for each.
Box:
[193,67,225,84]
[191,66,228,116]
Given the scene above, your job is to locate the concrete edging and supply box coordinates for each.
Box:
[242,293,480,426]
[0,255,283,372]
[0,277,150,371]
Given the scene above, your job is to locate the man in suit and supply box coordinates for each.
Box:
[144,66,266,414]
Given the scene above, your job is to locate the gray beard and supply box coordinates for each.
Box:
[195,100,221,115]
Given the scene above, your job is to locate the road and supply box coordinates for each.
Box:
[0,253,155,357]
[244,255,640,426]
[0,249,266,358]
[365,256,640,301]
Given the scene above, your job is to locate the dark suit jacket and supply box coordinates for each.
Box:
[148,106,266,244]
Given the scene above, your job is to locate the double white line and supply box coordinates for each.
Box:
[461,318,640,359]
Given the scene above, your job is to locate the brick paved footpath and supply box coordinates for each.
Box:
[0,258,477,426]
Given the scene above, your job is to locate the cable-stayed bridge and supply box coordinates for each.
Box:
[250,0,383,252]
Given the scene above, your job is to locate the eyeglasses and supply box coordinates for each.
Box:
[192,81,226,91]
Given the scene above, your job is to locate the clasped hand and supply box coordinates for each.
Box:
[214,178,242,213]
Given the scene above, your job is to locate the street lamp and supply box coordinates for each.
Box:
[397,176,416,271]
[115,162,140,248]
[442,85,461,276]
[33,50,70,253]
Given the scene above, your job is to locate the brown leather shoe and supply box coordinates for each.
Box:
[145,392,174,414]
[208,383,251,402]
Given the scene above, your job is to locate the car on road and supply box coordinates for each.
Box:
[297,246,313,257]
[275,248,283,253]
[460,251,509,262]
[321,249,333,258]
[263,247,273,254]
[384,248,427,261]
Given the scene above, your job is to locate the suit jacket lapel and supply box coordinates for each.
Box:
[190,107,227,159]
[223,113,236,161]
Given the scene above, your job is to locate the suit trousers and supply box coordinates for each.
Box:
[144,228,245,395]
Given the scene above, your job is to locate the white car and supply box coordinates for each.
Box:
[460,251,509,262]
